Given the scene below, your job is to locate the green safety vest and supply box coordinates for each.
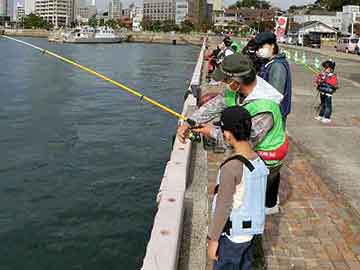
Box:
[224,89,285,167]
[231,41,241,53]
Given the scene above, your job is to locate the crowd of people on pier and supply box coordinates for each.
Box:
[177,32,338,269]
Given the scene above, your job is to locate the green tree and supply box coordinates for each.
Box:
[106,19,118,29]
[180,19,194,33]
[229,0,270,9]
[153,20,162,32]
[162,20,177,32]
[88,15,98,28]
[141,16,153,31]
[99,18,105,26]
[21,13,51,29]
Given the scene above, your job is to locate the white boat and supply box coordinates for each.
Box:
[64,26,123,44]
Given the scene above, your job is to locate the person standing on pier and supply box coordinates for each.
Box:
[255,32,292,123]
[177,54,286,214]
[208,106,269,270]
[314,60,337,124]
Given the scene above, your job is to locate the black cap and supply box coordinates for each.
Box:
[220,106,252,131]
[255,32,277,46]
[212,54,254,82]
[322,60,336,70]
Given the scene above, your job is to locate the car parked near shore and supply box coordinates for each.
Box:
[356,39,360,55]
[336,37,359,53]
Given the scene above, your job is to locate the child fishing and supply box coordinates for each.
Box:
[314,60,337,124]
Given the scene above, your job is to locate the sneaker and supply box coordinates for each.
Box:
[265,204,279,215]
[314,116,323,121]
[321,118,331,124]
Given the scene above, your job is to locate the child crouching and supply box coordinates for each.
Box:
[208,106,269,270]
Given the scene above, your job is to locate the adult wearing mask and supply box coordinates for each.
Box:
[177,54,287,214]
[255,32,292,123]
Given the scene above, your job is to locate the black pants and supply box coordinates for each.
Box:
[265,165,282,208]
[319,93,332,119]
[214,235,265,270]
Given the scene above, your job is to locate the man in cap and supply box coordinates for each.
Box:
[177,54,287,214]
[255,31,292,122]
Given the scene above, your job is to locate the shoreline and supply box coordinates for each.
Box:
[2,29,206,46]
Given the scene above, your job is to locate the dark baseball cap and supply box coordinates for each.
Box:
[255,31,277,46]
[220,106,252,131]
[212,54,254,82]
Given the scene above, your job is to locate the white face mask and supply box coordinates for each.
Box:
[257,47,272,59]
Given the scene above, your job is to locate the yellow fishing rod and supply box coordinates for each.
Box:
[1,35,200,140]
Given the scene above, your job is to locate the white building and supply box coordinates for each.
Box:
[293,13,342,30]
[16,3,25,21]
[25,0,36,15]
[143,0,175,22]
[35,0,73,27]
[175,0,188,25]
[0,0,7,16]
[109,0,122,20]
[77,5,96,21]
[131,6,143,31]
[212,0,222,12]
[290,21,338,41]
[292,6,360,35]
[6,0,15,20]
[339,5,360,34]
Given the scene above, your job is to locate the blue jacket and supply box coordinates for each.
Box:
[259,53,292,118]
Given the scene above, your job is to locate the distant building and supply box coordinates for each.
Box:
[16,3,25,21]
[78,5,96,21]
[340,5,360,34]
[109,0,122,20]
[24,0,36,15]
[293,11,342,30]
[35,0,73,27]
[289,21,338,41]
[6,0,15,20]
[175,0,188,25]
[292,5,360,35]
[122,7,130,17]
[214,7,275,28]
[187,0,207,27]
[130,5,143,31]
[212,0,222,12]
[0,0,6,16]
[143,0,175,21]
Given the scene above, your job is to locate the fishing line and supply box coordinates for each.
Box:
[1,35,191,123]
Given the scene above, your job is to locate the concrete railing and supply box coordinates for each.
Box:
[141,38,207,270]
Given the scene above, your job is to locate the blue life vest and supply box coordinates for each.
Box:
[212,155,269,238]
[261,56,292,118]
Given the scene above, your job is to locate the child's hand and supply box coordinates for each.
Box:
[207,239,219,261]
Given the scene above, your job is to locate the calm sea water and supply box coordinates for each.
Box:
[0,37,198,270]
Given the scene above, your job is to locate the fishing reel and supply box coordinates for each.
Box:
[188,130,201,142]
[186,119,202,143]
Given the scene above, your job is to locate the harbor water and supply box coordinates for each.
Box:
[0,37,199,270]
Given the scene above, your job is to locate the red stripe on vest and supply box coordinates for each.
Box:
[257,135,289,161]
